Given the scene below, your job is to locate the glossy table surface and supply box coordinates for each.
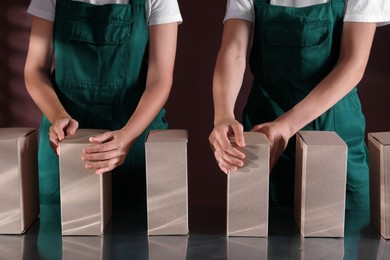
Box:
[0,205,388,260]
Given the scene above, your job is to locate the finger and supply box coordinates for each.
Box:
[89,132,114,144]
[83,142,116,154]
[218,160,237,174]
[230,123,245,147]
[82,149,120,162]
[214,142,244,167]
[85,158,121,174]
[251,124,263,133]
[214,131,245,159]
[49,130,60,156]
[55,120,72,141]
[66,119,79,136]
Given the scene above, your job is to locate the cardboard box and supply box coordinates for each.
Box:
[227,132,270,237]
[0,128,39,234]
[145,129,188,235]
[59,129,111,236]
[62,236,104,260]
[368,132,390,239]
[294,131,347,237]
[148,236,188,260]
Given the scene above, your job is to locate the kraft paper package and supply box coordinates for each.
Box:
[145,129,189,235]
[59,129,111,236]
[294,131,347,237]
[0,128,39,234]
[368,132,390,239]
[227,132,270,237]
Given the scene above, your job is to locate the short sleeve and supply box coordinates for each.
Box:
[224,0,255,23]
[344,0,390,26]
[149,0,182,25]
[27,0,56,21]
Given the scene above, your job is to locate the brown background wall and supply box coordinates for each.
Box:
[1,1,389,230]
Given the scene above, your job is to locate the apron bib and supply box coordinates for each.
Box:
[243,0,369,208]
[38,0,167,205]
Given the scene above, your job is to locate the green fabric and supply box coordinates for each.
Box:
[244,0,369,209]
[38,0,167,205]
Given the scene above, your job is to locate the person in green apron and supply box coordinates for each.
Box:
[209,0,388,209]
[24,0,182,206]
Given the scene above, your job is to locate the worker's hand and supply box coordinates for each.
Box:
[81,129,135,174]
[49,117,79,156]
[251,121,291,170]
[209,119,246,174]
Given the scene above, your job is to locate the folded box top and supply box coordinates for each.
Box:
[0,128,35,141]
[146,129,188,143]
[369,132,390,146]
[298,131,346,147]
[60,129,108,144]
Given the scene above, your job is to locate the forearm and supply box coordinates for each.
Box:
[121,80,171,140]
[24,69,70,123]
[213,19,252,125]
[213,49,247,124]
[119,22,177,139]
[24,16,70,125]
[276,22,376,138]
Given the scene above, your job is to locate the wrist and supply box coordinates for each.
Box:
[214,113,236,126]
[121,126,140,141]
[50,112,72,125]
[274,116,296,140]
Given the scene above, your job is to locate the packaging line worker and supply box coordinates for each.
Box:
[24,0,182,205]
[209,0,390,209]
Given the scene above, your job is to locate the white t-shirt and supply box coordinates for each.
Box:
[27,0,182,25]
[224,0,390,26]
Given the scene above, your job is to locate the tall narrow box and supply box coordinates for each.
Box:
[59,129,111,236]
[0,128,39,234]
[145,129,188,235]
[368,132,390,239]
[294,131,347,237]
[227,132,270,237]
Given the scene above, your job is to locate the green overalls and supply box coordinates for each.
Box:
[243,0,369,209]
[38,0,167,205]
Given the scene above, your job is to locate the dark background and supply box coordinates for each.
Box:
[1,1,389,231]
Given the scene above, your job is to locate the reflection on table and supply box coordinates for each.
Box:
[2,206,390,259]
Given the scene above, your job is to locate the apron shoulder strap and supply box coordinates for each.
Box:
[255,0,345,6]
[254,0,267,6]
[130,0,145,4]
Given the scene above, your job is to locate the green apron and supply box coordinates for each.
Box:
[243,0,369,209]
[38,0,167,205]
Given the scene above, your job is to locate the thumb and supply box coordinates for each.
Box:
[66,119,79,136]
[89,131,113,143]
[231,123,245,147]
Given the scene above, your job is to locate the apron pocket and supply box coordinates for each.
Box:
[64,3,132,93]
[68,20,131,45]
[265,21,329,47]
[263,21,332,89]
